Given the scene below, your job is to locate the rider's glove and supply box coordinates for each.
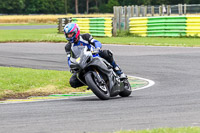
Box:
[96,47,101,52]
[92,47,101,54]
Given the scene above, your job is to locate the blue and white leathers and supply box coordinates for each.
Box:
[65,33,102,67]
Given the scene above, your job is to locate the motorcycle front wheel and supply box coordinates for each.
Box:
[85,72,110,100]
[119,79,132,97]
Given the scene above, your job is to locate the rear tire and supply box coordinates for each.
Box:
[85,72,110,100]
[119,79,132,97]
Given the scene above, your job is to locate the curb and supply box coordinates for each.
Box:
[0,75,155,104]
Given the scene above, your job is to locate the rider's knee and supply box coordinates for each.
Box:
[100,50,114,63]
[103,50,113,58]
[107,50,113,57]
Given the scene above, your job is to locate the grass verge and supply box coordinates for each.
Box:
[0,67,86,100]
[1,28,200,47]
[97,36,200,47]
[0,23,56,26]
[116,127,200,133]
[0,28,65,42]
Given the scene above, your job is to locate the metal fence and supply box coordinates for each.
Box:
[113,4,200,34]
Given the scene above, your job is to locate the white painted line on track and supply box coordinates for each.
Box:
[0,76,155,104]
[128,75,155,91]
[0,95,96,105]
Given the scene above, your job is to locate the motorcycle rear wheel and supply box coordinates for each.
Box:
[85,72,110,100]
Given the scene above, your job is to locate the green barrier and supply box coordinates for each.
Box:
[72,17,112,37]
[147,31,186,37]
[147,26,186,31]
[129,16,200,37]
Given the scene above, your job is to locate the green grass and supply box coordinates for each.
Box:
[0,28,65,42]
[116,127,200,133]
[0,28,200,47]
[0,23,56,26]
[0,67,86,100]
[97,36,200,47]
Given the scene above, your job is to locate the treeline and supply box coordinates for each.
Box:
[0,0,199,14]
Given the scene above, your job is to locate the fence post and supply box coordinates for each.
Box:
[135,5,141,17]
[141,5,147,17]
[119,6,122,31]
[124,6,128,30]
[178,4,183,15]
[58,18,70,33]
[65,18,70,25]
[136,6,141,17]
[167,5,171,16]
[113,6,117,36]
[184,4,187,15]
[144,6,147,17]
[178,4,180,15]
[159,6,162,16]
[127,6,131,30]
[135,5,138,17]
[141,5,144,17]
[151,6,154,16]
[131,5,134,17]
[180,4,183,15]
[58,18,62,33]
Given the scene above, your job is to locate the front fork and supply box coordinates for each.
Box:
[76,68,106,87]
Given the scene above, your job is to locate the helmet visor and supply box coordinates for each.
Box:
[65,32,75,38]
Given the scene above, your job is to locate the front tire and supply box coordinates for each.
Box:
[85,72,110,100]
[119,79,132,97]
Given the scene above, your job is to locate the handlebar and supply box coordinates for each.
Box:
[92,48,101,54]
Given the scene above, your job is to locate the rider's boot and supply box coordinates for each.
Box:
[111,61,127,79]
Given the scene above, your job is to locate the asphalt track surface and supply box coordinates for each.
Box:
[0,25,57,30]
[0,43,200,133]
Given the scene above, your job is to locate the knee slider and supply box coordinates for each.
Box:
[103,50,114,63]
[107,50,113,57]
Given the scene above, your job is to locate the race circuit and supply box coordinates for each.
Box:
[0,43,200,133]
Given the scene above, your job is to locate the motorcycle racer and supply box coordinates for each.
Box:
[64,23,126,88]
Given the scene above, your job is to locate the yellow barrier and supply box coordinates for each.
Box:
[129,17,148,36]
[186,16,200,36]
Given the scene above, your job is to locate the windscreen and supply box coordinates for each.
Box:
[71,46,85,59]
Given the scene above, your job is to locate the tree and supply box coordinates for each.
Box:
[0,0,25,14]
[75,0,78,14]
[0,0,199,14]
[65,0,68,14]
[24,0,41,14]
[189,0,199,3]
[86,0,89,14]
[106,0,119,13]
[88,0,99,13]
